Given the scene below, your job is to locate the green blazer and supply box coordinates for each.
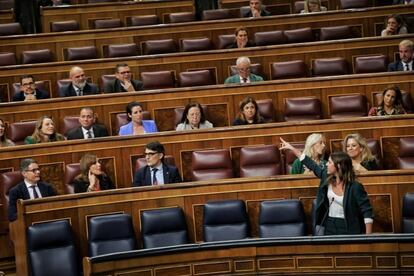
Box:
[24,133,66,144]
[291,158,326,174]
[224,73,263,84]
[301,156,373,234]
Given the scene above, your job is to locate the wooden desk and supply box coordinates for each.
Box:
[0,9,13,24]
[219,0,343,11]
[0,34,412,100]
[12,170,414,275]
[40,0,194,32]
[1,5,412,64]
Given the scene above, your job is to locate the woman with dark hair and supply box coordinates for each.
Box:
[0,118,15,147]
[176,102,213,131]
[72,154,115,193]
[24,116,65,144]
[280,137,373,235]
[368,85,406,116]
[381,15,408,36]
[232,96,265,125]
[301,0,327,13]
[227,27,255,49]
[119,101,158,136]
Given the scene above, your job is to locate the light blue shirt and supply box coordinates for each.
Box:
[119,120,158,136]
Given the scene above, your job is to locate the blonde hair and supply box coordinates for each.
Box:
[303,133,325,159]
[304,0,322,13]
[343,133,375,163]
[29,116,65,143]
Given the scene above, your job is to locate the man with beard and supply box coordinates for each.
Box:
[59,66,99,97]
[388,40,414,72]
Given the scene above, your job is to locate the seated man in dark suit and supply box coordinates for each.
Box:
[59,66,99,97]
[388,39,414,71]
[242,0,271,17]
[12,75,50,102]
[8,158,57,222]
[133,141,182,186]
[66,107,109,140]
[105,63,143,93]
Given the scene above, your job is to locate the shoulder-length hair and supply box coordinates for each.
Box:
[29,116,65,143]
[180,102,206,124]
[343,133,375,163]
[325,151,356,187]
[304,0,322,13]
[378,85,405,112]
[385,14,406,33]
[75,153,106,182]
[303,133,325,158]
[0,118,10,145]
[235,96,264,123]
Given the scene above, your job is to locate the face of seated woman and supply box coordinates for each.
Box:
[243,102,256,121]
[40,118,56,137]
[346,138,363,161]
[187,106,201,127]
[129,106,144,125]
[383,89,397,108]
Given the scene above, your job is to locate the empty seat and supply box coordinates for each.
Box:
[217,34,236,49]
[259,200,307,238]
[140,71,175,90]
[141,207,189,249]
[402,193,414,233]
[284,27,314,44]
[22,49,53,64]
[169,12,196,23]
[319,25,352,41]
[340,0,370,9]
[88,213,137,256]
[203,199,249,242]
[257,98,275,122]
[100,74,116,92]
[27,220,79,276]
[127,15,158,26]
[329,94,367,118]
[230,63,262,77]
[354,55,388,74]
[191,149,234,181]
[93,18,122,29]
[271,60,307,79]
[64,46,97,61]
[50,20,79,32]
[103,43,138,58]
[366,138,382,169]
[64,163,80,194]
[239,145,282,177]
[181,37,213,52]
[61,116,81,136]
[397,137,414,169]
[178,70,215,87]
[0,171,23,222]
[254,30,285,46]
[141,39,177,55]
[202,9,231,20]
[294,1,305,13]
[283,97,321,121]
[0,22,22,36]
[0,52,16,66]
[8,121,37,145]
[312,57,348,77]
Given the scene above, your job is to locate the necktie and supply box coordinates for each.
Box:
[242,78,248,83]
[31,185,39,199]
[86,130,93,139]
[152,168,158,186]
[77,88,83,96]
[406,64,410,71]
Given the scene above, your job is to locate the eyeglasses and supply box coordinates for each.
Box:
[26,168,40,173]
[237,67,250,72]
[144,152,159,156]
[22,82,35,86]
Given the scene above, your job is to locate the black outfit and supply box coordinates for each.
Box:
[66,124,109,140]
[8,181,57,221]
[232,117,264,126]
[58,83,99,97]
[105,79,143,93]
[12,89,50,101]
[73,174,115,193]
[241,8,271,17]
[226,41,256,49]
[39,0,71,6]
[302,156,373,235]
[133,163,182,187]
[361,159,379,170]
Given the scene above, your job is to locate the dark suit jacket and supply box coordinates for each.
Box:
[8,181,57,221]
[105,79,143,93]
[388,61,413,72]
[12,88,50,101]
[241,7,271,17]
[66,124,109,140]
[58,83,99,97]
[132,163,182,187]
[226,41,255,49]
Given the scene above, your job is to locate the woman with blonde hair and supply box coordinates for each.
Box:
[72,153,114,193]
[24,116,65,144]
[301,0,327,13]
[0,118,15,147]
[343,133,378,173]
[291,133,327,174]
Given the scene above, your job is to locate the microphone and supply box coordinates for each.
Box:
[315,197,334,236]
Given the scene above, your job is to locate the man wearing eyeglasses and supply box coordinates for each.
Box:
[8,158,57,222]
[224,56,264,84]
[133,141,182,187]
[12,75,50,101]
[105,63,143,93]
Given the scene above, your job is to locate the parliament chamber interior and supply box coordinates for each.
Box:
[1,0,414,275]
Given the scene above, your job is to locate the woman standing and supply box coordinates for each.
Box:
[72,154,115,193]
[368,85,406,116]
[24,116,65,144]
[232,96,265,126]
[176,102,213,131]
[119,101,158,136]
[280,137,373,235]
[291,133,327,175]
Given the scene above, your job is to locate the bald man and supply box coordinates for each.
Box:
[59,66,99,97]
